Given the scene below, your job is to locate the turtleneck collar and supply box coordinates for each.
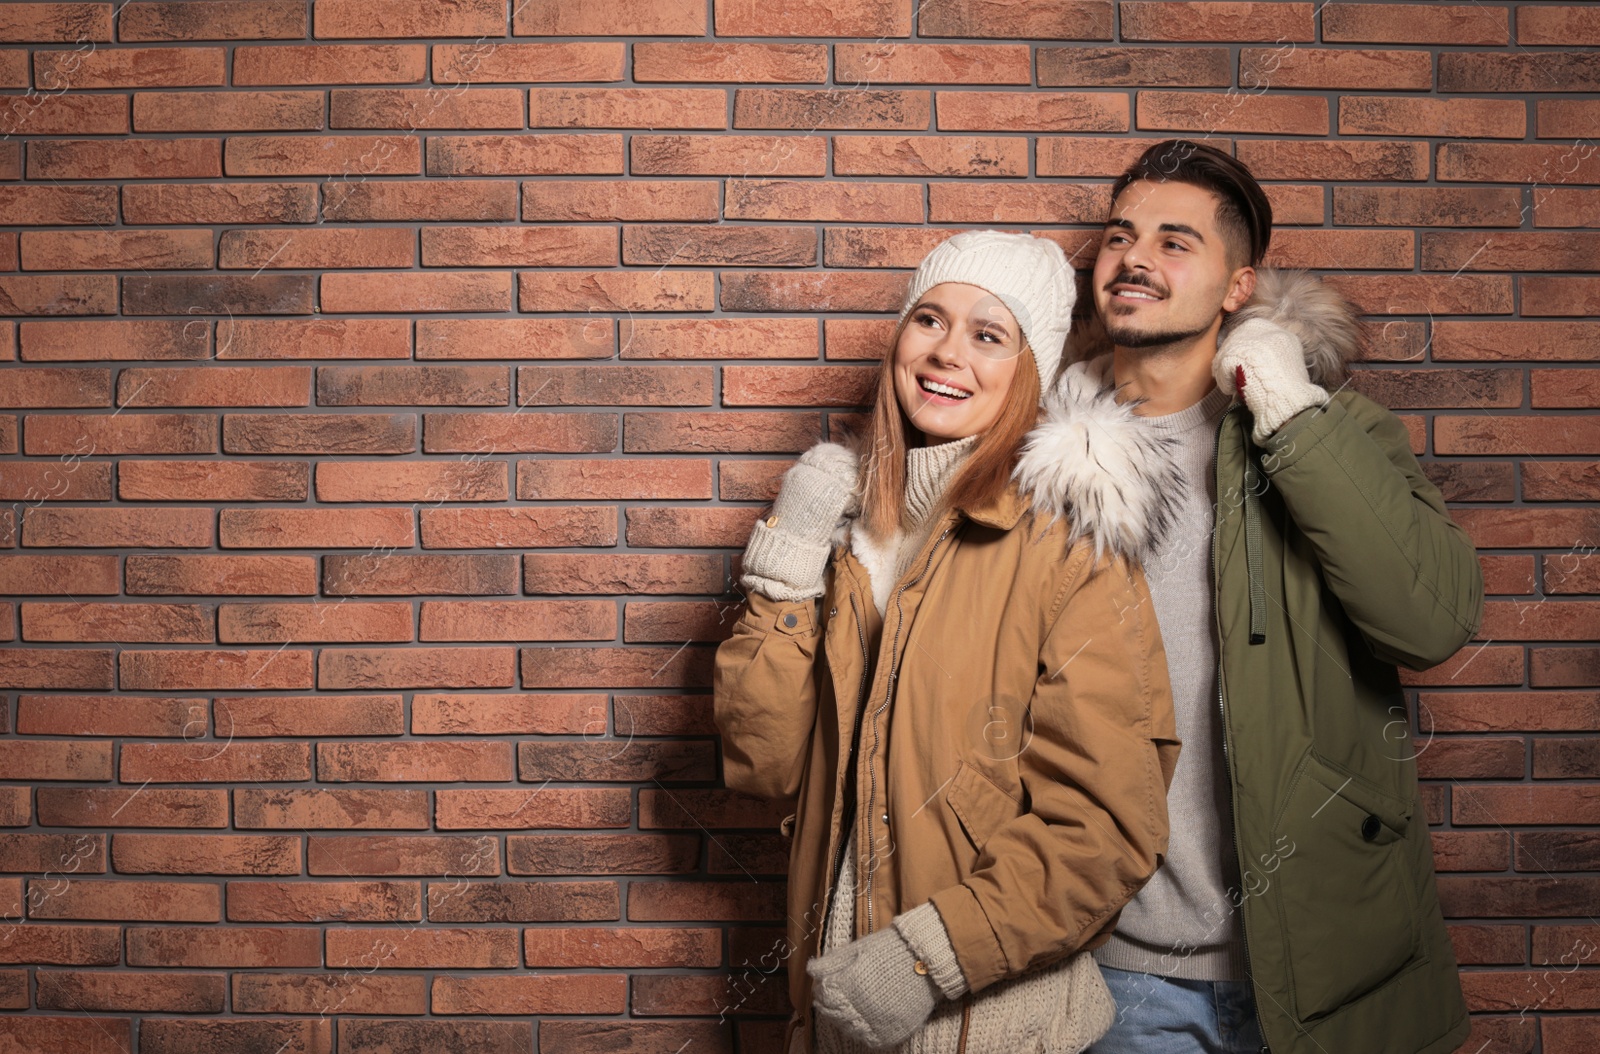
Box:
[905,432,982,526]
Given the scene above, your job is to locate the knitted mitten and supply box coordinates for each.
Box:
[1213,317,1328,443]
[739,442,860,601]
[807,904,949,1049]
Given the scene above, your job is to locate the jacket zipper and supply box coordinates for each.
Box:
[818,586,874,946]
[1211,408,1269,1049]
[864,521,958,934]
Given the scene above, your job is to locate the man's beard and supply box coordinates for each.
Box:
[1102,314,1214,351]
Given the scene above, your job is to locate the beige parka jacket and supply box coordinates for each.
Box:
[714,460,1182,1053]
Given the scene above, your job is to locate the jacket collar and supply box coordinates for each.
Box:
[1011,266,1361,561]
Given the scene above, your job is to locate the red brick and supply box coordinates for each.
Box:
[318,646,517,690]
[323,553,519,597]
[307,834,500,876]
[126,554,315,596]
[640,789,787,830]
[17,695,195,737]
[1438,142,1600,184]
[1534,738,1600,779]
[622,319,813,364]
[0,185,118,226]
[423,411,616,454]
[1479,553,1535,593]
[1323,275,1514,317]
[0,648,114,690]
[1121,1,1312,41]
[427,133,622,177]
[29,879,218,922]
[723,365,876,407]
[622,225,812,268]
[633,966,790,1017]
[327,86,521,130]
[1434,322,1600,362]
[1534,369,1600,409]
[517,364,713,407]
[234,42,423,84]
[1538,99,1600,141]
[721,270,908,311]
[838,42,1029,84]
[0,273,116,315]
[433,973,627,1014]
[1534,187,1600,228]
[318,741,513,783]
[412,693,602,735]
[222,413,415,454]
[1137,91,1326,135]
[625,601,742,644]
[36,787,225,828]
[227,134,419,176]
[518,458,710,501]
[121,741,311,783]
[217,601,412,644]
[628,881,786,922]
[23,411,215,455]
[433,40,621,82]
[1525,462,1600,501]
[1455,787,1600,827]
[523,179,719,222]
[123,273,312,315]
[134,89,322,133]
[324,179,517,224]
[21,229,211,271]
[29,137,219,180]
[21,601,209,642]
[527,87,722,129]
[1236,138,1429,180]
[1532,648,1600,688]
[1252,47,1433,90]
[216,694,403,737]
[218,507,415,549]
[733,87,927,130]
[0,555,118,595]
[219,228,414,270]
[115,833,300,876]
[934,89,1124,132]
[1333,186,1522,227]
[1447,923,1525,965]
[421,226,615,268]
[635,42,824,82]
[929,183,1106,223]
[520,740,716,782]
[416,318,610,361]
[37,969,224,1012]
[524,927,720,966]
[235,788,429,830]
[627,507,757,548]
[120,1,306,40]
[833,135,1026,178]
[522,646,713,689]
[1323,3,1506,44]
[22,506,210,548]
[118,648,314,690]
[321,272,511,315]
[140,1019,332,1054]
[1348,368,1520,409]
[122,182,318,225]
[217,319,411,361]
[520,269,713,313]
[513,0,701,32]
[630,134,826,177]
[418,507,616,549]
[1441,51,1598,93]
[313,463,505,505]
[616,697,716,737]
[507,833,699,875]
[426,880,618,923]
[624,412,816,456]
[822,226,981,269]
[435,788,631,830]
[0,460,112,502]
[231,972,425,1016]
[919,0,1102,34]
[524,554,724,596]
[34,46,224,88]
[18,319,206,362]
[1425,232,1600,274]
[419,600,614,642]
[0,1017,130,1053]
[128,924,318,967]
[1338,96,1524,138]
[1547,553,1600,595]
[1423,692,1599,733]
[228,880,420,923]
[119,460,308,502]
[1432,831,1511,873]
[712,0,906,35]
[0,832,104,876]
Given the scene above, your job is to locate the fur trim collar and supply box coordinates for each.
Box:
[1014,267,1361,559]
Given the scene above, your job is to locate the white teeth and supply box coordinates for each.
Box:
[919,378,970,399]
[1117,289,1160,301]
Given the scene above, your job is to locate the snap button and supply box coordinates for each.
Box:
[913,959,929,975]
[1361,814,1381,841]
[784,613,798,628]
[881,812,889,824]
[765,514,779,528]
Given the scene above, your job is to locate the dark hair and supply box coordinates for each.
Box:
[1108,139,1272,269]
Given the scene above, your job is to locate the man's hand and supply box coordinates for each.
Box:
[807,921,940,1048]
[1213,317,1328,443]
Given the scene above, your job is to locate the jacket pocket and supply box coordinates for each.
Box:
[946,760,1023,857]
[1272,749,1421,1021]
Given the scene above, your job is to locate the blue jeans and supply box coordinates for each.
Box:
[1088,965,1268,1054]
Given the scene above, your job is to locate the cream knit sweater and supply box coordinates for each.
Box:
[809,435,1114,1054]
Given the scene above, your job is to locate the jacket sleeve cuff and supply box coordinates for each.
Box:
[892,901,969,1001]
[738,519,833,601]
[927,883,1008,994]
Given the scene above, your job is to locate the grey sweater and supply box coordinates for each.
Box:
[1091,383,1248,982]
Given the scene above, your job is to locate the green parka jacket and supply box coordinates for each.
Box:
[1014,269,1483,1054]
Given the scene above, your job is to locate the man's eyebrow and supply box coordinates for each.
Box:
[1104,216,1207,242]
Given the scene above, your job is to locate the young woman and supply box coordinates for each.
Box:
[714,230,1181,1054]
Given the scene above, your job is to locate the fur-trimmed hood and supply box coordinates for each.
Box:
[1012,267,1361,561]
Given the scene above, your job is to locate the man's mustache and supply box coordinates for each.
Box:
[1104,272,1167,298]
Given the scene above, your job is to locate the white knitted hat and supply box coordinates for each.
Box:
[897,229,1077,387]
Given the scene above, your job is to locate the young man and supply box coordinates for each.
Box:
[1014,139,1482,1054]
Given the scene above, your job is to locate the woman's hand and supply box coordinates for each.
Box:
[738,441,860,601]
[808,901,967,1048]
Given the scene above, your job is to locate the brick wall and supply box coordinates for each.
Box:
[0,1,1596,1052]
